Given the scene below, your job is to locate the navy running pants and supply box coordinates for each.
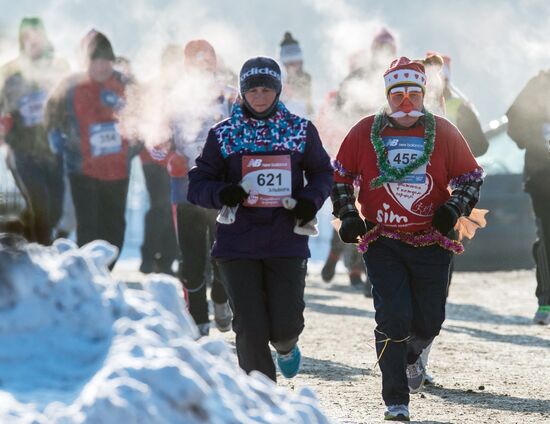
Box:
[216,257,307,381]
[364,237,452,406]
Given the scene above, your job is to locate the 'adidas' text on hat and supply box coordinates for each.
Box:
[239,56,282,95]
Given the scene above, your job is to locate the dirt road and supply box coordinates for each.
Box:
[117,262,550,423]
[268,266,550,424]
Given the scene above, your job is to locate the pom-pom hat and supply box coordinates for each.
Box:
[279,32,303,65]
[371,27,397,54]
[383,57,426,95]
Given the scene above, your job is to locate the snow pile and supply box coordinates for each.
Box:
[0,236,330,423]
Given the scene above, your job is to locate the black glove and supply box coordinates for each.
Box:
[432,203,459,235]
[338,211,367,243]
[293,199,317,226]
[219,184,248,207]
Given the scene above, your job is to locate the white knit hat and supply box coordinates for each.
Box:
[383,57,426,94]
[279,32,303,65]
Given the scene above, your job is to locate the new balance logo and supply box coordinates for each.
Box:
[247,158,263,167]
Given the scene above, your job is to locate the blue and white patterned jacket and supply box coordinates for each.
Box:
[187,102,333,258]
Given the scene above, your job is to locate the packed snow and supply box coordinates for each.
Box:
[0,235,330,423]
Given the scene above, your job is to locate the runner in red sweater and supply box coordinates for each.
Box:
[331,57,483,421]
[45,30,133,266]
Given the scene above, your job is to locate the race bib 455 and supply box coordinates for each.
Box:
[382,135,426,183]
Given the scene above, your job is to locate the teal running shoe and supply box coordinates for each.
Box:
[276,345,302,378]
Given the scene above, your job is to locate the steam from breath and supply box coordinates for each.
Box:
[1,0,260,152]
[303,0,401,155]
[111,3,257,150]
[3,0,550,144]
[121,65,227,149]
[422,63,446,115]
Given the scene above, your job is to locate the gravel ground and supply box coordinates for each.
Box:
[218,266,550,424]
[117,263,550,423]
[212,264,550,424]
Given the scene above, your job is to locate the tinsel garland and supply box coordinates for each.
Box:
[332,159,362,186]
[449,167,485,189]
[357,224,464,255]
[370,111,436,189]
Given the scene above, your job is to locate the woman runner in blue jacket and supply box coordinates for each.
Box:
[187,56,333,381]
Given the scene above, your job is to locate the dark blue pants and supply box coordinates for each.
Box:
[141,162,178,273]
[14,153,64,245]
[364,237,452,406]
[177,204,227,325]
[69,174,128,268]
[531,194,550,305]
[216,257,307,381]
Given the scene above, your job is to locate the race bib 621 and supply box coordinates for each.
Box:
[241,155,292,207]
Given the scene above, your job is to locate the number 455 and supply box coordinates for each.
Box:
[393,152,418,165]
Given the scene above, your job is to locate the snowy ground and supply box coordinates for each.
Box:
[205,263,550,424]
[0,240,329,423]
[6,238,546,424]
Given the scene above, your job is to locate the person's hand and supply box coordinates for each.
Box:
[219,184,248,207]
[338,211,367,243]
[293,199,317,226]
[432,203,459,235]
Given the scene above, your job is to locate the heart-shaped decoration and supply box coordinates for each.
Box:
[415,74,419,79]
[404,73,409,78]
[384,173,434,217]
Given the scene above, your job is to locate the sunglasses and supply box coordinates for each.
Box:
[388,86,424,104]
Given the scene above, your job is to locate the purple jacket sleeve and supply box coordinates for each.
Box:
[295,122,334,210]
[187,129,227,209]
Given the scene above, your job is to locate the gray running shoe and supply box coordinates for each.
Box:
[406,357,426,394]
[214,301,232,332]
[384,404,410,421]
[424,372,435,385]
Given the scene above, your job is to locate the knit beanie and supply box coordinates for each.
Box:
[239,56,282,96]
[383,56,426,94]
[239,56,282,119]
[371,27,397,54]
[279,32,303,65]
[18,17,52,57]
[82,30,115,62]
